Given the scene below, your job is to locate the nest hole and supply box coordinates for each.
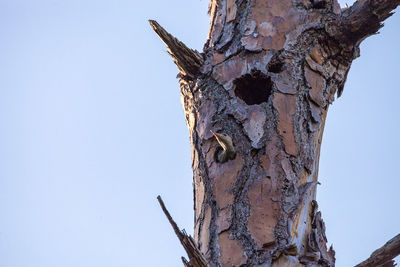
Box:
[312,0,327,9]
[267,60,284,73]
[214,147,223,162]
[233,71,273,105]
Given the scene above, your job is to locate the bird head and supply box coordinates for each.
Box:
[210,130,234,152]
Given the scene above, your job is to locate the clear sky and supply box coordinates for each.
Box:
[0,1,398,266]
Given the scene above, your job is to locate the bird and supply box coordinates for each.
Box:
[211,130,236,163]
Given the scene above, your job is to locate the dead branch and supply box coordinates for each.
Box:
[330,0,400,45]
[157,195,209,267]
[356,234,400,267]
[149,20,204,79]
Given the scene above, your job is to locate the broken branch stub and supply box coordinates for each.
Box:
[356,234,400,267]
[149,20,204,79]
[157,195,209,267]
[329,0,400,45]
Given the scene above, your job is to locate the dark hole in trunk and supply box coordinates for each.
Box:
[267,61,284,73]
[312,0,326,9]
[233,71,273,105]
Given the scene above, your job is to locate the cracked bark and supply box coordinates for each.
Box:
[150,0,399,266]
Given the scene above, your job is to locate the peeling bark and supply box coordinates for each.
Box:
[150,0,399,266]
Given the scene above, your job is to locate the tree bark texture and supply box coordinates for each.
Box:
[151,0,399,266]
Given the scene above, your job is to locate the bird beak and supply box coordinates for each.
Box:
[210,130,222,144]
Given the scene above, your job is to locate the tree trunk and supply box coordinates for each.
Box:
[151,0,399,266]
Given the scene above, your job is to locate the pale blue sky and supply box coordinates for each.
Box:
[0,1,398,266]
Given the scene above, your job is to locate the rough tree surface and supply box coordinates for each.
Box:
[151,0,400,266]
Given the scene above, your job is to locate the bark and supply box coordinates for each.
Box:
[356,234,400,267]
[151,0,399,266]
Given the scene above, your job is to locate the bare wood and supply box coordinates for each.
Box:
[157,196,209,267]
[356,234,400,267]
[331,0,400,44]
[149,20,204,79]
